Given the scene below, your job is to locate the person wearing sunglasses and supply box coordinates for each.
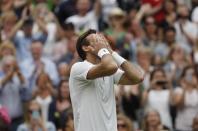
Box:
[17,100,56,131]
[117,114,134,131]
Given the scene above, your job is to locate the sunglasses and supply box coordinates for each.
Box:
[117,123,127,128]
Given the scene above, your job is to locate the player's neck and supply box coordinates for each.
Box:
[85,54,100,65]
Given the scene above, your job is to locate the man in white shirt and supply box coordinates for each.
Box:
[69,29,144,131]
[66,0,101,33]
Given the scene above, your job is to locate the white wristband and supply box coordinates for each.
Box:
[112,52,126,66]
[98,48,110,58]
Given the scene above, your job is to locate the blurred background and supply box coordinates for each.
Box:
[0,0,198,131]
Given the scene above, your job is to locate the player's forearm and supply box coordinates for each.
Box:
[112,52,144,83]
[121,61,144,83]
[100,54,118,75]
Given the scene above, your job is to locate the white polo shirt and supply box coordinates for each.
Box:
[69,60,123,131]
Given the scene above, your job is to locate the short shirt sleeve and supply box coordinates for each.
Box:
[71,61,94,81]
[174,87,183,95]
[113,69,124,84]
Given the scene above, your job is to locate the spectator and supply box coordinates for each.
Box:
[0,41,16,59]
[154,26,176,59]
[142,68,173,129]
[117,114,134,131]
[13,14,48,61]
[193,114,198,131]
[136,46,153,90]
[57,63,69,81]
[161,0,176,28]
[164,44,189,86]
[141,0,164,24]
[49,79,72,130]
[142,109,169,131]
[21,40,59,90]
[104,7,131,59]
[66,0,101,33]
[174,4,198,54]
[17,100,56,131]
[0,55,29,131]
[32,72,56,122]
[0,11,18,41]
[120,85,141,127]
[0,0,13,13]
[174,66,198,131]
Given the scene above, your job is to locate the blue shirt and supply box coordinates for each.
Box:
[0,73,30,119]
[13,33,47,62]
[20,57,59,90]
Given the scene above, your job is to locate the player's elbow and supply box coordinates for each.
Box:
[105,63,118,75]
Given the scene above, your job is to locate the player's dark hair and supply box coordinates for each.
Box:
[76,29,97,60]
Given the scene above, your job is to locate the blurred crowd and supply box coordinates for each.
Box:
[0,0,198,131]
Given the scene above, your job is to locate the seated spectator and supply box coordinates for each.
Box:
[0,55,29,131]
[49,79,71,130]
[174,66,198,131]
[193,114,198,131]
[117,114,134,131]
[17,100,56,131]
[21,40,59,90]
[0,105,11,131]
[32,72,56,122]
[142,68,173,129]
[142,109,169,131]
[66,0,101,33]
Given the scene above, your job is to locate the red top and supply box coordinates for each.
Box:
[142,0,165,24]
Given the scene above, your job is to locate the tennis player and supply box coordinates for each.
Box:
[69,29,144,131]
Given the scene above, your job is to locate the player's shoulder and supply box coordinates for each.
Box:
[70,61,92,74]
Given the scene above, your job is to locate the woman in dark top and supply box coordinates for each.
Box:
[49,79,72,131]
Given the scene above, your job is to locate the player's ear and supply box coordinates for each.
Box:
[82,45,94,52]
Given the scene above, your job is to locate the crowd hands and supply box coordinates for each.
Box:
[0,0,198,131]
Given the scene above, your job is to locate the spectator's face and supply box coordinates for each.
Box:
[60,81,70,99]
[146,111,160,127]
[58,63,69,78]
[77,0,90,15]
[110,15,125,26]
[165,30,175,44]
[152,71,166,85]
[145,17,156,34]
[23,25,33,37]
[137,52,151,69]
[3,19,16,32]
[171,46,184,61]
[31,42,43,60]
[1,47,14,57]
[184,68,197,86]
[37,74,49,89]
[3,59,14,73]
[117,120,128,131]
[164,1,175,13]
[178,6,189,19]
